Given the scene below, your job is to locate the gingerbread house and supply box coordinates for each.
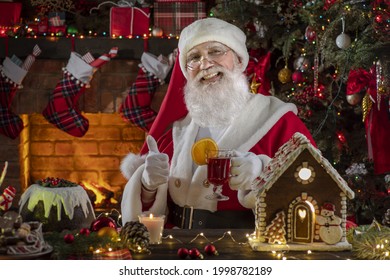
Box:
[249,132,355,251]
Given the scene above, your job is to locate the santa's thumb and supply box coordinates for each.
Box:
[146,135,159,153]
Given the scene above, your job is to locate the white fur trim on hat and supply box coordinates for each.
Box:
[178,18,249,78]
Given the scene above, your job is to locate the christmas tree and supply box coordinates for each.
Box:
[211,0,390,224]
[264,211,287,244]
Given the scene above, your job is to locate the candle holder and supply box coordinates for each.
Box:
[138,213,165,244]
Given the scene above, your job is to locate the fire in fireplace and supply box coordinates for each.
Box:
[18,113,145,210]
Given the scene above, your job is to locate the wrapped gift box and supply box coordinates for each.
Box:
[110,7,150,37]
[48,12,66,26]
[28,18,49,34]
[153,1,206,36]
[0,2,22,26]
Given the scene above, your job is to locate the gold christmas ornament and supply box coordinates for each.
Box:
[278,67,292,84]
[97,226,119,238]
[362,93,373,122]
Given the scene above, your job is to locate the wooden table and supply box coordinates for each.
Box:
[132,229,354,260]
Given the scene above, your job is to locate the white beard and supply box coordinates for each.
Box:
[184,66,251,128]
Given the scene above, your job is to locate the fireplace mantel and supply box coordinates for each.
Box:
[0,37,179,59]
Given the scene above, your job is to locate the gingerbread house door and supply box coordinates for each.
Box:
[290,201,314,243]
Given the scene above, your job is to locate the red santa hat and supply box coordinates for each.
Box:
[178,18,249,79]
[3,186,16,198]
[321,202,335,212]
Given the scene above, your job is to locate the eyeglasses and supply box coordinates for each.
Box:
[186,48,230,71]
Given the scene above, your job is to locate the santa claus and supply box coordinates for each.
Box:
[121,18,315,229]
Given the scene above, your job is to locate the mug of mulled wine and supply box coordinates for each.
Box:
[205,149,233,201]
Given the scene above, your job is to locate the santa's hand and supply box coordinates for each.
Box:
[229,151,262,191]
[141,135,169,191]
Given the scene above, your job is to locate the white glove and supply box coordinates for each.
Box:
[141,135,169,191]
[229,151,262,191]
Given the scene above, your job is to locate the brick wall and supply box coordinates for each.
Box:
[0,59,167,206]
[21,113,145,206]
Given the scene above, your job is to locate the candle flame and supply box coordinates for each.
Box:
[149,213,154,219]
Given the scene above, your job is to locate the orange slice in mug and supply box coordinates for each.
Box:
[191,138,218,165]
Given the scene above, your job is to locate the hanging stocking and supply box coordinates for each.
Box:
[42,47,118,137]
[0,45,41,139]
[120,51,174,132]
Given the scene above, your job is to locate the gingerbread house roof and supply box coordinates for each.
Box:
[255,132,354,199]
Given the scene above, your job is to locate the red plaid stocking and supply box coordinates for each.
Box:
[42,48,118,137]
[0,74,23,139]
[0,45,41,139]
[120,67,161,132]
[120,52,173,132]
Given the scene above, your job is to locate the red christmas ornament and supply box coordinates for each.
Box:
[79,227,91,236]
[292,71,305,83]
[90,216,117,232]
[177,247,189,259]
[64,233,75,244]
[305,26,316,42]
[189,248,203,259]
[204,244,218,256]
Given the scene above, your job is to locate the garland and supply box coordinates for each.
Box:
[44,231,124,259]
[348,221,390,260]
[36,177,78,188]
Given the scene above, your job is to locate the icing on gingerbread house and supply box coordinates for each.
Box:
[249,132,355,251]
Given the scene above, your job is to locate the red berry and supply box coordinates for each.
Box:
[64,233,75,244]
[204,244,218,255]
[189,248,203,259]
[177,247,189,259]
[79,228,90,236]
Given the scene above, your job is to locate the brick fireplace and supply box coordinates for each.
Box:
[0,37,177,210]
[0,58,155,209]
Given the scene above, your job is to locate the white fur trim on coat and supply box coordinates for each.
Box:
[120,93,298,222]
[120,153,145,180]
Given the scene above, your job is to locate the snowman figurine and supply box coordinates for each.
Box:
[316,202,343,245]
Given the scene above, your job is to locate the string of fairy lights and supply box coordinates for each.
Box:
[89,210,390,260]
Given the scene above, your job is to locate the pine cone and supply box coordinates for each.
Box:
[382,209,390,226]
[120,221,150,252]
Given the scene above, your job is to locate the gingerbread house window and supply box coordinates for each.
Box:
[295,162,315,184]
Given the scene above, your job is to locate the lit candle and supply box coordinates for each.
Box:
[138,213,165,244]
